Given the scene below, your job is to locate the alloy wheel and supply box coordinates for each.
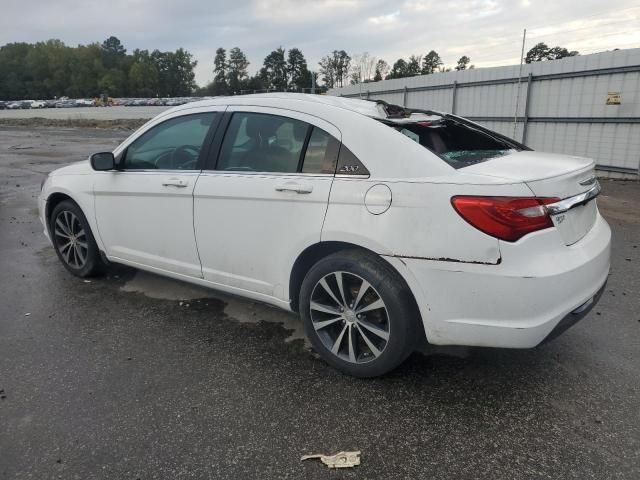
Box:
[53,210,88,269]
[309,271,390,364]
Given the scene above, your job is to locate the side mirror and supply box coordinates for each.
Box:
[90,152,115,171]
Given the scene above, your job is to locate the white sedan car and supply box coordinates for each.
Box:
[39,93,610,377]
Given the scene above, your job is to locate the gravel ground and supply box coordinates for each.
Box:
[0,106,169,120]
[1,126,639,479]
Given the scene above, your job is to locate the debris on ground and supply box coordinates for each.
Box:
[301,451,361,469]
[24,313,31,316]
[0,117,147,130]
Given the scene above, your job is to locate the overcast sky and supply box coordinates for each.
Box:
[1,0,638,86]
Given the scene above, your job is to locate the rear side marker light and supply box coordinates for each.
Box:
[451,196,560,242]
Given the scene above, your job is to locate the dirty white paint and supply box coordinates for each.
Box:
[121,271,307,346]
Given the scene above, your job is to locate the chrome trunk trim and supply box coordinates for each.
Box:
[546,182,601,215]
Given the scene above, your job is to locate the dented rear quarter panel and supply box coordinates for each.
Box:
[322,176,533,264]
[387,213,611,347]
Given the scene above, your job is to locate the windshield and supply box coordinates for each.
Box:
[390,118,520,169]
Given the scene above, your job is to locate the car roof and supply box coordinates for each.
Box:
[121,93,460,179]
[172,93,390,119]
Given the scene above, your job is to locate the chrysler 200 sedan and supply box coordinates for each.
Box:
[38,93,610,377]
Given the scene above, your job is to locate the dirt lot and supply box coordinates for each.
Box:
[0,105,167,121]
[1,126,639,479]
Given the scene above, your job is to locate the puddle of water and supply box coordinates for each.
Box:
[121,270,212,301]
[121,271,308,346]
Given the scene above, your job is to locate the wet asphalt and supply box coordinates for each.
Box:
[0,126,639,479]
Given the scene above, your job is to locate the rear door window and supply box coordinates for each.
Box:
[217,112,308,173]
[217,112,346,175]
[391,119,519,169]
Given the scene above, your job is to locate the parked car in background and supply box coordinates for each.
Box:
[5,101,29,109]
[38,94,610,377]
[55,100,76,108]
[74,99,95,107]
[0,101,6,110]
[163,98,183,107]
[26,100,46,108]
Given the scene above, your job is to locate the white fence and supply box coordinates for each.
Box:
[328,48,640,178]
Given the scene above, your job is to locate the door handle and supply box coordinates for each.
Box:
[275,183,313,194]
[162,178,188,188]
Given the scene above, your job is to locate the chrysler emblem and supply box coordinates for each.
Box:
[579,175,596,186]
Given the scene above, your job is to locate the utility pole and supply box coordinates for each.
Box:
[513,28,527,138]
[311,72,316,94]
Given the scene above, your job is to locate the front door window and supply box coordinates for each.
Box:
[123,113,216,170]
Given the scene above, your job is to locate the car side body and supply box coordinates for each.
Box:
[39,93,610,375]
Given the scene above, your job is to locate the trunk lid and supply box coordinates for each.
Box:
[465,151,599,245]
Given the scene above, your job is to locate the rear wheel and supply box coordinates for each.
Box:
[50,200,106,277]
[299,250,420,377]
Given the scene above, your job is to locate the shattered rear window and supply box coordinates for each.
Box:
[391,118,519,169]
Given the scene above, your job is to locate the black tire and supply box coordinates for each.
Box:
[49,200,107,277]
[299,249,421,377]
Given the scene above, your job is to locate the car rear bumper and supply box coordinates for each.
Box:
[384,212,611,348]
[538,280,606,345]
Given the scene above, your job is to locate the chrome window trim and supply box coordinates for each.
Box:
[199,170,334,177]
[102,169,202,174]
[546,182,601,215]
[335,174,371,179]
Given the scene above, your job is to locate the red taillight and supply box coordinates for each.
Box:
[451,196,560,242]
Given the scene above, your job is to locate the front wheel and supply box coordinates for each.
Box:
[50,200,107,277]
[299,250,421,377]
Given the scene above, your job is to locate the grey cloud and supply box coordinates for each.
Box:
[1,0,638,86]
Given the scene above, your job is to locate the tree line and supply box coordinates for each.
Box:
[525,42,579,63]
[203,46,312,95]
[0,37,581,100]
[0,37,197,100]
[205,41,579,93]
[202,47,470,93]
